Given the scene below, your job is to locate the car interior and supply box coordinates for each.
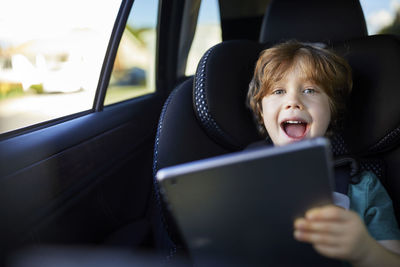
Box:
[153,0,400,261]
[0,0,399,266]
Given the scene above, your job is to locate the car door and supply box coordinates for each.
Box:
[0,0,171,261]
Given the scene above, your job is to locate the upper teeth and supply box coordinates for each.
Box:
[285,121,303,124]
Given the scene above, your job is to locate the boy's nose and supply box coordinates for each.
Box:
[284,95,303,110]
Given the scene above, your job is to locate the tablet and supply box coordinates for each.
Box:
[156,137,340,266]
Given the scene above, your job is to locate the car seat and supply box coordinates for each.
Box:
[151,0,400,257]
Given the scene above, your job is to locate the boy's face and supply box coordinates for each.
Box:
[261,68,331,146]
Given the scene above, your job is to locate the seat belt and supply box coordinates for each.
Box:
[333,156,359,209]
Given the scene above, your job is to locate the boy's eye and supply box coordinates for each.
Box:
[303,88,316,94]
[272,89,285,95]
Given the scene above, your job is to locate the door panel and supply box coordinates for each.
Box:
[0,94,163,257]
[0,0,176,263]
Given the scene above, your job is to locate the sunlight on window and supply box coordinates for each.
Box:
[185,0,222,76]
[359,0,400,35]
[105,0,158,106]
[0,0,121,133]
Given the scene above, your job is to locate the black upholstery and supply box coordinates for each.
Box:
[193,41,264,150]
[153,78,229,174]
[151,0,400,256]
[260,0,368,44]
[336,35,400,154]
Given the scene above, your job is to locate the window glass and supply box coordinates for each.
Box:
[0,0,121,134]
[359,0,400,35]
[104,0,158,105]
[185,0,222,76]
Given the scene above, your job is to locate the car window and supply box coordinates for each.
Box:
[185,0,222,76]
[359,0,400,35]
[0,0,121,134]
[104,0,158,106]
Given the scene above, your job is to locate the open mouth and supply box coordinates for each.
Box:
[281,120,309,139]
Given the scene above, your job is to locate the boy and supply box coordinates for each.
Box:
[247,41,400,266]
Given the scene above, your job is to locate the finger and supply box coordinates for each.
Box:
[294,218,342,234]
[294,218,307,230]
[306,205,349,221]
[294,229,340,246]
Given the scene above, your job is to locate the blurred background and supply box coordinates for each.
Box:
[0,0,398,134]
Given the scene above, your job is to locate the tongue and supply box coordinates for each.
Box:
[285,124,306,138]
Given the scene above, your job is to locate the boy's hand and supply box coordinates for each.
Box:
[293,205,375,263]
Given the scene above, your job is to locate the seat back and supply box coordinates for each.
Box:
[260,0,367,44]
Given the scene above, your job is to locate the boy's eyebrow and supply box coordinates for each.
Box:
[302,79,317,85]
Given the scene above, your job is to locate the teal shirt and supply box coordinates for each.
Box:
[348,171,400,240]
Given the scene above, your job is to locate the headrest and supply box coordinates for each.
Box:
[193,35,400,155]
[260,0,367,44]
[193,40,266,150]
[334,35,400,154]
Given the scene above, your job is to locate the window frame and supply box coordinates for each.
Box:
[94,0,135,111]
